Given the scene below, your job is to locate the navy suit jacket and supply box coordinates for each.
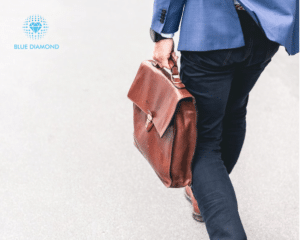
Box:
[151,0,299,55]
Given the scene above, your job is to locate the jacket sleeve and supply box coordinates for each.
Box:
[150,0,186,34]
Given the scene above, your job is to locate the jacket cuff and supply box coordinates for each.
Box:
[160,33,174,38]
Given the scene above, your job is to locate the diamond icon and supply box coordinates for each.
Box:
[29,22,42,33]
[23,15,48,40]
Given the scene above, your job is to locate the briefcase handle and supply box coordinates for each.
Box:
[169,57,180,79]
[151,56,185,89]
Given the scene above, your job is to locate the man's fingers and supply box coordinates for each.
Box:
[152,55,169,69]
[153,52,178,70]
[154,57,176,69]
[152,57,163,68]
[167,52,178,69]
[156,61,163,68]
[171,51,178,62]
[161,59,170,69]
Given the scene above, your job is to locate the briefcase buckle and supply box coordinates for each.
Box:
[145,110,154,132]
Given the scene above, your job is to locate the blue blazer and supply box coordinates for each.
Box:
[150,0,299,55]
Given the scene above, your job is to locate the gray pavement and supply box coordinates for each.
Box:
[0,0,298,239]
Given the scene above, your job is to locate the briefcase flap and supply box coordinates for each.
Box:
[127,60,193,138]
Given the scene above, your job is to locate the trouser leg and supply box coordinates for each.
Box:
[191,149,247,240]
[180,51,247,239]
[221,58,274,174]
[221,93,249,174]
[219,8,280,175]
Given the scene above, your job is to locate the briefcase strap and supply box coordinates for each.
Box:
[170,57,179,76]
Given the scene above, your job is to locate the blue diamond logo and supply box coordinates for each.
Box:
[29,22,42,33]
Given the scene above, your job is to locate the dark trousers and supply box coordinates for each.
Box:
[179,10,280,240]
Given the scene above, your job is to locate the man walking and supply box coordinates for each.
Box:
[150,0,299,239]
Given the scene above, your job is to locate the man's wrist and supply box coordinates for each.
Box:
[150,28,174,42]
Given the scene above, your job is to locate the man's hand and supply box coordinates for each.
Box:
[152,38,178,70]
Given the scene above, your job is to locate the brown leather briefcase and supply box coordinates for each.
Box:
[127,59,198,188]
